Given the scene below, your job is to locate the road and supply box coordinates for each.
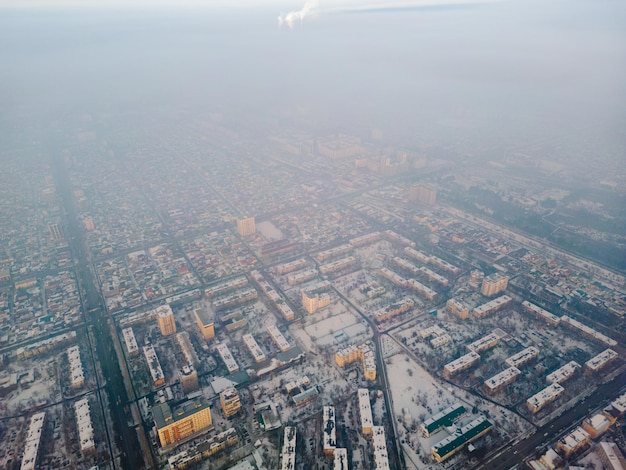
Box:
[52,143,148,470]
[474,369,626,470]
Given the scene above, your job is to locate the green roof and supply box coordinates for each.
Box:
[422,404,466,434]
[433,418,492,460]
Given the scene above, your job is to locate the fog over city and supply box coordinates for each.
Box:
[1,1,625,470]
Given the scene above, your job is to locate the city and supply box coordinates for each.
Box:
[1,1,625,470]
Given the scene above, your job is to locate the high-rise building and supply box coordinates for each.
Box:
[480,273,509,297]
[220,387,241,418]
[237,217,256,237]
[194,309,215,341]
[410,185,437,205]
[157,304,177,336]
[179,365,199,394]
[153,397,212,447]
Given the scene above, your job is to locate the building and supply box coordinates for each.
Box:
[74,398,95,454]
[48,223,63,241]
[484,367,521,394]
[546,361,580,384]
[122,327,139,356]
[420,403,466,437]
[301,290,331,314]
[153,397,212,447]
[582,413,611,438]
[522,301,560,326]
[597,442,626,470]
[373,297,414,323]
[333,448,349,470]
[335,343,377,381]
[481,273,509,297]
[358,389,373,435]
[144,343,165,387]
[603,392,626,423]
[20,412,46,470]
[215,342,239,374]
[67,345,85,388]
[560,316,617,346]
[156,304,177,336]
[281,427,296,470]
[323,406,337,455]
[168,428,239,469]
[268,325,291,352]
[372,426,390,469]
[556,427,590,457]
[443,352,480,378]
[179,365,199,394]
[220,387,241,418]
[194,309,215,341]
[467,333,501,353]
[431,334,451,349]
[527,383,565,413]
[319,256,356,275]
[410,185,437,205]
[431,416,492,463]
[585,349,619,374]
[446,298,469,320]
[237,217,256,237]
[473,295,512,318]
[242,333,266,363]
[505,346,540,369]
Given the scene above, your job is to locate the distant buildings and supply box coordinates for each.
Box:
[484,367,520,394]
[446,298,470,320]
[153,397,212,447]
[410,185,437,205]
[505,346,539,369]
[585,349,618,374]
[237,217,256,237]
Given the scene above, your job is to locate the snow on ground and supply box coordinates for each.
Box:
[385,346,532,469]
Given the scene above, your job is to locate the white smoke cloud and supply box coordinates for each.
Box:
[278,0,319,29]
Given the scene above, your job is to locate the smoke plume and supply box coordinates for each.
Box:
[278,0,319,29]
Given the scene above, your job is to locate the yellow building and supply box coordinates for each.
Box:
[446,298,469,320]
[335,344,377,381]
[301,290,331,314]
[237,217,256,237]
[194,309,215,341]
[480,273,509,297]
[154,398,212,448]
[157,304,177,336]
[220,387,241,418]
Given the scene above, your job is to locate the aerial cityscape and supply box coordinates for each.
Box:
[1,1,625,470]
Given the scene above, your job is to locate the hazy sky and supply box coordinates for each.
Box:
[1,0,624,155]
